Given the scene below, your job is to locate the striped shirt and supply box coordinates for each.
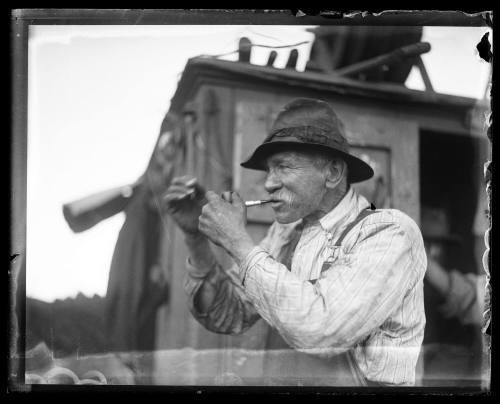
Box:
[185,187,427,385]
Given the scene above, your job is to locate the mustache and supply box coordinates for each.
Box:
[269,192,295,206]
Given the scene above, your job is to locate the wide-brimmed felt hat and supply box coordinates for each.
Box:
[240,98,374,183]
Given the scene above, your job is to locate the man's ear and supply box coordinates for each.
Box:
[325,159,346,190]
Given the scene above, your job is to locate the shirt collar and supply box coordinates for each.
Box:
[318,186,371,233]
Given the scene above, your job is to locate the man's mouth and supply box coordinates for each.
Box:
[269,198,284,208]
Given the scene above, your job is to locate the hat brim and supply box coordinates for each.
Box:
[240,141,375,184]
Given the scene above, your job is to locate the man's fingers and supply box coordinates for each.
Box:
[171,175,196,184]
[221,191,233,203]
[165,203,181,214]
[231,191,244,207]
[185,178,197,187]
[198,218,221,247]
[198,216,210,236]
[163,181,199,199]
[170,177,208,201]
[163,189,192,202]
[205,190,220,201]
[171,176,197,187]
[170,177,202,199]
[164,198,184,214]
[165,184,191,194]
[191,182,207,199]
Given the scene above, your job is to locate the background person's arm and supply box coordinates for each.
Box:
[425,248,485,326]
[425,256,452,296]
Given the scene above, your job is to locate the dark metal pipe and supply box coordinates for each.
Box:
[266,50,278,67]
[285,49,299,69]
[238,37,252,63]
[334,42,431,77]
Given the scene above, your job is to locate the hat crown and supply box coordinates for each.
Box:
[268,98,348,149]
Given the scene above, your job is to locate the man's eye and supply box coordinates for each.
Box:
[266,163,291,174]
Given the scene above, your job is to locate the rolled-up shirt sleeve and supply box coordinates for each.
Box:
[239,221,423,354]
[184,259,261,335]
[183,224,285,335]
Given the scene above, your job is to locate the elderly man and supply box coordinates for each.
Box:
[164,98,427,386]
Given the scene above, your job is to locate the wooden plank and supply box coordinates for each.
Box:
[173,58,478,111]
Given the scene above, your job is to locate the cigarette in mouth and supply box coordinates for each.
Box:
[245,199,272,207]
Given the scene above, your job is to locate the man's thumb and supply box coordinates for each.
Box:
[231,191,244,207]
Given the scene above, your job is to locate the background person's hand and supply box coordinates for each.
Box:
[424,242,451,296]
[163,176,207,235]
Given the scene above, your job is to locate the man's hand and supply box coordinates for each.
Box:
[198,191,256,265]
[163,176,207,235]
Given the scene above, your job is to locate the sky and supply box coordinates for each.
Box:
[26,24,492,302]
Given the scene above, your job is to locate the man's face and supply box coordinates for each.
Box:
[263,150,329,223]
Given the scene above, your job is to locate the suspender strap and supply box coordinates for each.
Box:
[281,227,303,271]
[283,208,376,272]
[334,208,377,247]
[307,208,377,285]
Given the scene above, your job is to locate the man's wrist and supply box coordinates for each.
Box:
[238,246,269,286]
[186,257,216,279]
[184,231,217,277]
[230,236,257,267]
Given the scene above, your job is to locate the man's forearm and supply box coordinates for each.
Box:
[185,232,217,273]
[184,230,255,314]
[183,223,265,335]
[184,232,219,313]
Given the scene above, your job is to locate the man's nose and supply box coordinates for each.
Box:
[264,171,282,193]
